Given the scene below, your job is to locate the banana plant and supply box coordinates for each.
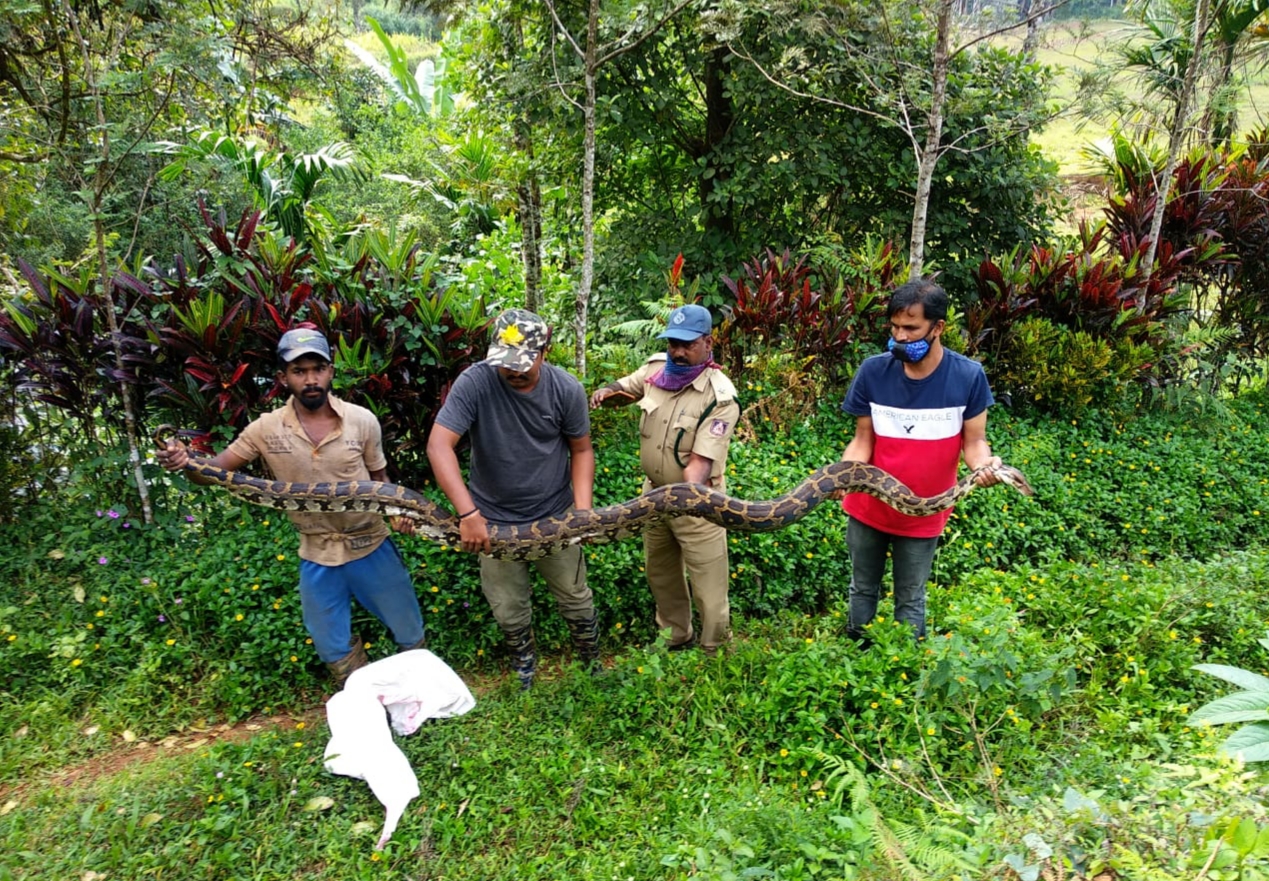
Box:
[345,17,454,118]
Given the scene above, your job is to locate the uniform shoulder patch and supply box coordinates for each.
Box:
[707,369,738,401]
[708,418,730,438]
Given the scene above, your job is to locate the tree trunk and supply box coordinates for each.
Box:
[1202,42,1237,147]
[515,121,543,312]
[1142,0,1211,284]
[67,3,153,523]
[908,0,954,281]
[700,46,736,241]
[1018,0,1039,55]
[575,0,599,377]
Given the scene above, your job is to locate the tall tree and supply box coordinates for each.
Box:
[0,0,344,511]
[540,0,693,376]
[1143,0,1213,281]
[707,0,1060,280]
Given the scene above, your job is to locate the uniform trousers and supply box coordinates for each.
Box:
[644,515,730,649]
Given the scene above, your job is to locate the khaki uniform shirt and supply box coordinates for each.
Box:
[228,395,391,566]
[613,354,740,488]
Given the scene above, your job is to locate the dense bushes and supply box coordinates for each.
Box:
[0,205,489,484]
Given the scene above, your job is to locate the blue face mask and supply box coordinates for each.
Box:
[887,334,933,363]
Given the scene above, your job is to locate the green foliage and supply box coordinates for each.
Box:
[358,2,443,39]
[158,133,365,246]
[1189,633,1269,762]
[0,203,489,481]
[716,245,896,390]
[355,18,453,119]
[4,591,1269,880]
[992,315,1151,414]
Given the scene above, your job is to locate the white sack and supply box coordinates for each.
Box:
[323,649,476,849]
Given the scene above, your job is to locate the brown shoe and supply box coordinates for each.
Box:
[326,636,369,689]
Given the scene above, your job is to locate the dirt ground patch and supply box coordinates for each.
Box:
[0,665,520,806]
[0,706,327,804]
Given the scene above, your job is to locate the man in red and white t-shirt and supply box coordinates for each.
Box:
[840,279,1002,642]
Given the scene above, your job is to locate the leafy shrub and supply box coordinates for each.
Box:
[991,315,1152,414]
[0,204,489,484]
[967,226,1204,412]
[717,245,895,388]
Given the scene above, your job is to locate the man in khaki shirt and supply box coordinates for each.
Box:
[591,305,740,654]
[157,328,425,687]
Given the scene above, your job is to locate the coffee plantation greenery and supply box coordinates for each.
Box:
[3,395,1269,880]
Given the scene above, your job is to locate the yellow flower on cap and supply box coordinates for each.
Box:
[499,325,526,346]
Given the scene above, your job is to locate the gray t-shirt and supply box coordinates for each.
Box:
[434,361,590,524]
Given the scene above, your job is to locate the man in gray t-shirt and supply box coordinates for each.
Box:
[426,309,599,689]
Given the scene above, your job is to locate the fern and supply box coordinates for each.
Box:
[816,751,978,880]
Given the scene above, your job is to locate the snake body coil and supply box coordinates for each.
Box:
[157,427,1034,561]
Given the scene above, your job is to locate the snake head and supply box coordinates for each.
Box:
[993,465,1035,497]
[153,424,185,451]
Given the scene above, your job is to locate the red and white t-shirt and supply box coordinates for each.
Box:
[841,350,994,538]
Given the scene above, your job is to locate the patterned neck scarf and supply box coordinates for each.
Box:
[648,356,716,392]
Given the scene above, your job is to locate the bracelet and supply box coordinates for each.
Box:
[457,508,480,520]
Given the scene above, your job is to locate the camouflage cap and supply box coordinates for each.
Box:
[485,309,549,372]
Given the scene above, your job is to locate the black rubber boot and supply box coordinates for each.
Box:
[503,625,537,690]
[846,627,873,652]
[566,613,602,674]
[326,636,369,689]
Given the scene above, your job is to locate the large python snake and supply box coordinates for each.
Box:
[154,426,1034,561]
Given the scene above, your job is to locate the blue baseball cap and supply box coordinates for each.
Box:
[658,304,712,341]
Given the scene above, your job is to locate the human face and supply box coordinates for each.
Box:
[666,334,712,367]
[280,357,334,411]
[497,349,545,392]
[889,305,943,347]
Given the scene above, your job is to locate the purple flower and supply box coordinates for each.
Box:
[141,577,151,585]
[95,510,103,517]
[157,615,166,623]
[174,597,183,604]
[97,557,108,565]
[122,522,131,529]
[463,602,470,608]
[107,510,120,520]
[185,515,196,523]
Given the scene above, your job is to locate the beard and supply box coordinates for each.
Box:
[296,387,329,411]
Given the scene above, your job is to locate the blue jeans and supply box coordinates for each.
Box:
[846,517,940,640]
[299,538,425,662]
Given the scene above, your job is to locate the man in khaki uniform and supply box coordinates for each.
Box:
[157,328,425,688]
[591,304,740,654]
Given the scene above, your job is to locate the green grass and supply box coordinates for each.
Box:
[3,550,1269,879]
[991,18,1269,176]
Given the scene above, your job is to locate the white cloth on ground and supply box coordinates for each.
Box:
[323,649,476,849]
